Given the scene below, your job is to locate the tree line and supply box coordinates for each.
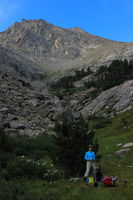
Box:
[85,59,133,90]
[50,67,92,89]
[51,59,133,91]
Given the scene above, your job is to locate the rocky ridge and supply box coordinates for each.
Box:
[1,19,133,79]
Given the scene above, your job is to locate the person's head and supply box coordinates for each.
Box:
[88,145,93,151]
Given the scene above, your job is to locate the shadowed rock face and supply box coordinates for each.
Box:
[0,45,47,80]
[0,19,133,80]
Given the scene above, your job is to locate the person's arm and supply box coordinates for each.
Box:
[92,152,96,160]
[84,152,87,160]
[84,152,89,160]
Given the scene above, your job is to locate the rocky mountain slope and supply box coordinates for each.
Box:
[1,19,133,79]
[0,71,132,134]
[0,19,133,134]
[0,73,75,135]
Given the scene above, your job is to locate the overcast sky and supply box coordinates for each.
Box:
[0,0,133,42]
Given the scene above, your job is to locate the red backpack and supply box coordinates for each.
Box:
[103,176,117,186]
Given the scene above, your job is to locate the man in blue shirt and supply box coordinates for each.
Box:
[84,145,96,180]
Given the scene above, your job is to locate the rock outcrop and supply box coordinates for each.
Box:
[115,148,131,157]
[81,80,133,117]
[122,143,133,148]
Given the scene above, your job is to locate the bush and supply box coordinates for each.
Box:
[51,67,92,90]
[10,133,57,161]
[7,156,62,181]
[0,180,29,200]
[89,89,100,99]
[0,180,61,200]
[90,119,112,129]
[0,128,14,152]
[0,152,15,169]
[7,156,40,178]
[0,129,61,181]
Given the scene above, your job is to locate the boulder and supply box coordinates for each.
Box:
[116,143,123,147]
[53,96,62,108]
[0,107,8,112]
[47,131,56,135]
[37,93,45,100]
[122,143,133,148]
[9,121,25,130]
[29,99,38,107]
[69,178,81,182]
[115,148,130,157]
[7,128,18,134]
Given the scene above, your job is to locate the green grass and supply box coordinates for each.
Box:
[2,178,132,200]
[53,87,86,99]
[27,179,133,200]
[94,109,133,180]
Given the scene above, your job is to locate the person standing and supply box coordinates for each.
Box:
[84,145,96,181]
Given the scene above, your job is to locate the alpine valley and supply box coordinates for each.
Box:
[0,19,133,200]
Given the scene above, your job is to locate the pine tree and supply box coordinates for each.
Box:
[54,115,97,176]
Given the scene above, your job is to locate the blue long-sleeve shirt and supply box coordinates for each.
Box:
[84,151,96,160]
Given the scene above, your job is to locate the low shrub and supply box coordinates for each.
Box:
[91,119,112,129]
[0,179,61,200]
[7,156,62,181]
[0,180,29,200]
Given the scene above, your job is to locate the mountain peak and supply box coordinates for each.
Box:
[0,18,109,61]
[0,18,133,77]
[9,19,86,34]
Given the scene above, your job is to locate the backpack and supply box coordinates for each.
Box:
[95,166,103,181]
[85,177,95,183]
[103,176,117,186]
